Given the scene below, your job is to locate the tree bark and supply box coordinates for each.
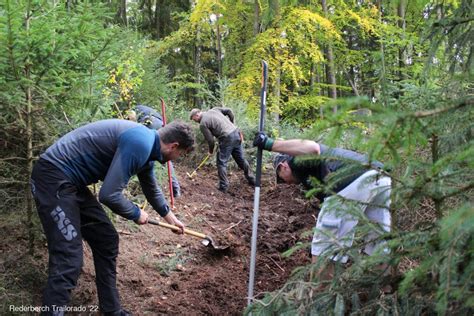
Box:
[397,0,406,82]
[253,0,260,35]
[376,0,387,106]
[194,26,202,108]
[274,66,281,124]
[321,0,337,112]
[117,0,128,26]
[215,14,222,79]
[25,0,35,255]
[153,0,161,39]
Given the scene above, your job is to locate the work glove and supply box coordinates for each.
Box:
[253,132,274,151]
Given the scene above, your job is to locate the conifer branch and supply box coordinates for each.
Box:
[441,182,474,199]
[412,98,472,118]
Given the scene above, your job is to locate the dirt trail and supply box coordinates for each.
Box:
[4,165,318,315]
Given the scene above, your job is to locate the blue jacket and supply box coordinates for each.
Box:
[41,119,170,220]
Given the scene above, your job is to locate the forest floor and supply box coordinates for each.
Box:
[0,163,320,315]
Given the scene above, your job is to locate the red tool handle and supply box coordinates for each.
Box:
[161,97,174,209]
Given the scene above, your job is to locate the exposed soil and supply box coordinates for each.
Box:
[1,163,319,315]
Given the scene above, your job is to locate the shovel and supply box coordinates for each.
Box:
[148,218,229,251]
[186,154,210,179]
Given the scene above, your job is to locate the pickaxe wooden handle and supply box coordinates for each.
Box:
[148,219,207,239]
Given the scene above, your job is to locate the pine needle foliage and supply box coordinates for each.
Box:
[245,1,473,314]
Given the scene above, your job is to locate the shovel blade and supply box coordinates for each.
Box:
[201,237,230,251]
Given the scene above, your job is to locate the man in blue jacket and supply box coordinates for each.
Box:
[254,133,391,280]
[30,119,194,315]
[127,104,181,197]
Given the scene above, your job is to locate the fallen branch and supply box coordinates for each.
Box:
[265,255,285,273]
[202,218,218,233]
[265,263,279,276]
[222,220,243,232]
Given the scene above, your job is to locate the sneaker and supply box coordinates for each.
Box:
[217,186,228,193]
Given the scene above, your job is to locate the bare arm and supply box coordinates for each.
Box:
[271,139,321,156]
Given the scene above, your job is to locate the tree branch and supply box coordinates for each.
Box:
[412,98,472,118]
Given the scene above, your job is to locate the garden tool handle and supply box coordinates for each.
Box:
[148,219,207,239]
[198,154,210,168]
[188,154,210,178]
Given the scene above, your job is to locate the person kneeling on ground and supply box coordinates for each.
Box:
[253,132,391,280]
[125,104,182,197]
[30,119,194,315]
[190,107,255,193]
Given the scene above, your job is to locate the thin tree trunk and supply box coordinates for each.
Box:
[153,0,160,39]
[345,69,359,96]
[117,0,127,26]
[194,27,202,108]
[25,0,35,255]
[397,0,406,82]
[317,64,324,118]
[321,0,337,112]
[376,0,387,106]
[253,0,260,35]
[215,14,222,79]
[274,66,281,124]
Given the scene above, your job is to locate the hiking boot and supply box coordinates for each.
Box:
[217,186,228,193]
[247,176,256,186]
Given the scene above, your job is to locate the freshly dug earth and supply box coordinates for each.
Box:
[3,164,319,315]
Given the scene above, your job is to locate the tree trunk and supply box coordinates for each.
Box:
[117,0,127,26]
[321,0,337,112]
[194,27,202,108]
[376,0,387,106]
[253,0,260,35]
[397,0,406,82]
[274,66,281,124]
[153,0,161,39]
[25,0,35,255]
[215,14,222,79]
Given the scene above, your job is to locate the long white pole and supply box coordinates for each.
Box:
[247,60,268,306]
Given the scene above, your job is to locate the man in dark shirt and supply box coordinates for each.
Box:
[190,107,255,192]
[30,119,194,315]
[254,132,391,278]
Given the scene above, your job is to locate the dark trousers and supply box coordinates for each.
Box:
[30,159,121,315]
[216,130,253,190]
